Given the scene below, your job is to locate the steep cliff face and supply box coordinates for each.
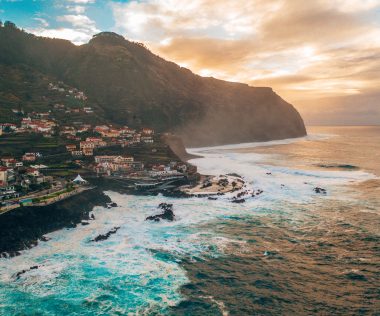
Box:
[0,26,306,146]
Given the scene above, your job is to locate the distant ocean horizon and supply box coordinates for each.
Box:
[1,126,379,315]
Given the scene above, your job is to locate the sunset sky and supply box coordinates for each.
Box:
[1,0,379,125]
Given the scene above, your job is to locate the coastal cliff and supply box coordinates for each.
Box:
[161,134,201,161]
[0,187,110,257]
[0,26,306,146]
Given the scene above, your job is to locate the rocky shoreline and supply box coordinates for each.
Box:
[0,176,191,258]
[0,187,111,257]
[0,172,270,258]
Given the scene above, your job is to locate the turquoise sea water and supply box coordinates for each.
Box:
[0,126,379,315]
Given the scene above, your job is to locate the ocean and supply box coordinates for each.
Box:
[0,126,379,315]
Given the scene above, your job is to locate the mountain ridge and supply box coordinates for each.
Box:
[0,24,307,146]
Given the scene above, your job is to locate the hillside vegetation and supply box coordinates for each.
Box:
[0,23,306,146]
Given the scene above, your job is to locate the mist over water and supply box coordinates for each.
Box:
[0,126,379,315]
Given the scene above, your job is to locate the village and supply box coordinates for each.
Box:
[0,81,197,212]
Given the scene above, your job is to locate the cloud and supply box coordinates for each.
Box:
[29,13,99,45]
[23,0,380,124]
[26,0,99,45]
[296,92,380,125]
[111,0,277,41]
[66,5,86,14]
[67,0,95,3]
[57,14,98,32]
[33,17,49,28]
[111,0,380,105]
[31,27,93,45]
[324,0,380,12]
[34,13,100,45]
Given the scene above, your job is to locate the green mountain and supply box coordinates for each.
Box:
[0,23,306,146]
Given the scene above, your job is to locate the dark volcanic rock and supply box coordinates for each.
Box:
[314,187,327,194]
[91,227,120,242]
[146,203,175,222]
[232,198,246,204]
[0,188,111,256]
[345,272,367,281]
[15,265,40,279]
[40,236,51,242]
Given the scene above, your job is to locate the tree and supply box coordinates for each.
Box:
[4,21,16,29]
[0,20,3,27]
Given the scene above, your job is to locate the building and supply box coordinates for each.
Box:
[60,126,77,136]
[95,156,116,163]
[142,128,154,135]
[1,158,16,167]
[71,151,83,157]
[176,163,188,173]
[130,161,144,171]
[26,168,40,177]
[22,153,37,162]
[80,141,95,150]
[77,125,91,133]
[141,136,154,143]
[149,169,182,177]
[0,167,8,186]
[132,134,141,143]
[120,126,135,136]
[0,123,17,132]
[74,91,87,100]
[94,125,109,134]
[21,118,55,134]
[114,156,134,163]
[66,144,77,152]
[101,129,121,138]
[95,156,134,163]
[94,156,142,174]
[86,137,102,143]
[84,137,107,148]
[82,147,94,156]
[6,168,15,183]
[0,186,19,200]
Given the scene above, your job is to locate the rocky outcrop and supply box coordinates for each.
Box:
[146,203,175,222]
[90,227,120,242]
[0,187,110,257]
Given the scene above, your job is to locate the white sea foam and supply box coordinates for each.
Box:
[188,133,334,152]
